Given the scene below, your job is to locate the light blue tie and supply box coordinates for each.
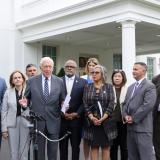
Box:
[128,82,139,113]
[44,78,49,102]
[132,82,139,97]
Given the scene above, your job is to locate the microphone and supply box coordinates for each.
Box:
[29,110,45,121]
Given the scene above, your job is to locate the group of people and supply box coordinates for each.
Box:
[0,56,159,160]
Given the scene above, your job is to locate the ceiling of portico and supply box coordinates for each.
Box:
[41,21,160,55]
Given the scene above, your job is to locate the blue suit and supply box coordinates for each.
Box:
[0,77,7,147]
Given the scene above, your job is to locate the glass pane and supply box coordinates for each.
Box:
[42,45,57,73]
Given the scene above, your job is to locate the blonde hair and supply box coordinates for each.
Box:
[85,58,99,74]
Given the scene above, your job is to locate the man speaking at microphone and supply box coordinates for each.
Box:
[20,57,65,160]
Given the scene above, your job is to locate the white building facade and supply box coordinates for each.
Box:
[1,0,160,84]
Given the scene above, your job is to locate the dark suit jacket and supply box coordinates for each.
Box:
[61,76,86,127]
[0,77,7,110]
[25,74,65,134]
[152,74,160,120]
[122,78,156,133]
[0,77,7,135]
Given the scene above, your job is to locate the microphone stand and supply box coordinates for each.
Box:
[28,111,45,160]
[32,116,38,160]
[27,111,71,160]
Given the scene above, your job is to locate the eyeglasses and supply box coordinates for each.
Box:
[114,69,123,72]
[65,66,76,69]
[91,71,101,75]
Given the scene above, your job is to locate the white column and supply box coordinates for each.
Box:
[121,20,137,85]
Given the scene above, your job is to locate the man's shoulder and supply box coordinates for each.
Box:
[138,79,155,91]
[0,76,5,82]
[28,74,41,81]
[152,74,160,84]
[153,74,160,80]
[146,80,155,88]
[52,75,63,83]
[81,75,87,80]
[0,76,6,87]
[75,76,87,84]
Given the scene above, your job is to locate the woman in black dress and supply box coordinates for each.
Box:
[83,65,116,160]
[110,69,128,160]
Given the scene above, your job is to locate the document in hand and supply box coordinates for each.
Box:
[61,94,71,114]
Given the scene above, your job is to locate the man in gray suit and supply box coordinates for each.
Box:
[122,62,156,160]
[0,76,7,148]
[22,57,65,160]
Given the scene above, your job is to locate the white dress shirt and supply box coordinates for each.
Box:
[65,75,75,96]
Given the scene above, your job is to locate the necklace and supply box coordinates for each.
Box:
[94,83,103,90]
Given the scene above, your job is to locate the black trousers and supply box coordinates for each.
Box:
[0,116,1,149]
[110,122,128,160]
[0,133,1,149]
[153,112,160,160]
[59,125,82,160]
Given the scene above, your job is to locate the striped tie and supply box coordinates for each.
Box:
[44,77,49,102]
[132,82,139,97]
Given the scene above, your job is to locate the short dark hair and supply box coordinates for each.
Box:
[26,64,37,71]
[111,69,127,87]
[134,62,147,71]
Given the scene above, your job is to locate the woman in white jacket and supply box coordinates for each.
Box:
[1,70,29,160]
[110,69,128,160]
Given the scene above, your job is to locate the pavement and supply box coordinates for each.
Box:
[0,139,85,160]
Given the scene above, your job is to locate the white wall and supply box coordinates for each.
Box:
[27,43,115,82]
[14,0,87,23]
[22,42,115,80]
[137,54,160,77]
[57,44,115,83]
[0,0,19,82]
[23,42,42,73]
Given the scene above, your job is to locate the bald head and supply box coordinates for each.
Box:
[64,60,77,77]
[64,60,77,68]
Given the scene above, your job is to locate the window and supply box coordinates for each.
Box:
[42,45,57,73]
[113,54,122,69]
[147,57,154,80]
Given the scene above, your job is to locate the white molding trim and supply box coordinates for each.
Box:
[22,9,160,42]
[22,0,47,8]
[142,0,160,6]
[17,0,160,43]
[16,0,118,29]
[16,0,160,30]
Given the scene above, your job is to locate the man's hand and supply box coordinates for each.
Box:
[64,112,79,120]
[2,131,8,140]
[125,115,133,124]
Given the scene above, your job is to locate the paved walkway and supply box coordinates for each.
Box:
[0,139,85,160]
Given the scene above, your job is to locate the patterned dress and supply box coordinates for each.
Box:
[83,83,115,147]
